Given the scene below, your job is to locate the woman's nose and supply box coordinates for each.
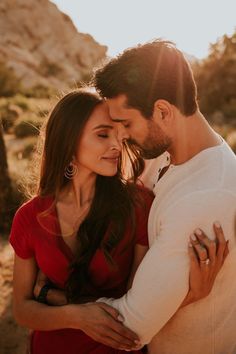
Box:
[110,138,122,151]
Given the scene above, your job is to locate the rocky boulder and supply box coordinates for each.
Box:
[0,0,107,90]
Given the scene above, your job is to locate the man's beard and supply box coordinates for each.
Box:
[128,121,171,160]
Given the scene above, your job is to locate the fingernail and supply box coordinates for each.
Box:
[118,315,124,322]
[195,228,202,236]
[134,340,141,345]
[214,221,221,228]
[190,234,197,241]
[188,241,193,247]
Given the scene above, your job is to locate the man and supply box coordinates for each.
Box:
[93,40,236,353]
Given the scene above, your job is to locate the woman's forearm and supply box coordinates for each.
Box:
[13,300,79,330]
[179,290,195,308]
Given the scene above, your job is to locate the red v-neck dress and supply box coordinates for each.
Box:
[9,187,153,354]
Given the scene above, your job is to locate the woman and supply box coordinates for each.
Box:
[10,89,228,354]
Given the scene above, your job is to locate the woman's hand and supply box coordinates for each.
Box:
[34,269,67,306]
[69,302,141,351]
[181,222,229,307]
[33,269,48,298]
[33,271,140,350]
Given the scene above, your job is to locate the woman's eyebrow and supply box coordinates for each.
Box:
[93,124,114,130]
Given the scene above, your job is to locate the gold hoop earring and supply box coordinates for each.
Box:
[64,162,78,179]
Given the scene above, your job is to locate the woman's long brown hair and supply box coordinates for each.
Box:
[33,89,145,302]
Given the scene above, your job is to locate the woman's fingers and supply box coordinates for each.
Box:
[37,269,47,281]
[187,223,229,304]
[191,223,229,273]
[190,234,209,263]
[223,241,229,262]
[213,222,228,262]
[188,242,199,269]
[80,303,141,350]
[192,229,216,263]
[98,302,124,322]
[34,269,48,298]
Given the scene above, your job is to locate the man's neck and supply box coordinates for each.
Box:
[168,111,222,165]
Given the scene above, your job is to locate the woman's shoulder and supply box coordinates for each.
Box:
[135,183,155,205]
[15,195,54,219]
[127,183,154,220]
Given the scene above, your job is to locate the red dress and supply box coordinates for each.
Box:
[9,188,153,354]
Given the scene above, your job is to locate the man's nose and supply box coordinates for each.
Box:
[117,124,129,143]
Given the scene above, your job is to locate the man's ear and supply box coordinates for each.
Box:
[153,99,173,125]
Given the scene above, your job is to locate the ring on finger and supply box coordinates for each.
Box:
[200,258,210,265]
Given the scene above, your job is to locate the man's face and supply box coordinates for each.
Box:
[107,94,171,159]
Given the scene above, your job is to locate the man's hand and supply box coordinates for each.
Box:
[71,302,141,351]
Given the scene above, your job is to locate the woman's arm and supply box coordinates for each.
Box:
[13,254,139,350]
[33,269,67,306]
[12,254,81,330]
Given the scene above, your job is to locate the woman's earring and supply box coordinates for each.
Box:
[64,162,78,179]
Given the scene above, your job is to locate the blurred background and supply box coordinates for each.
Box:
[0,0,235,353]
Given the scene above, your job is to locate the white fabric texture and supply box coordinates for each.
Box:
[98,141,236,354]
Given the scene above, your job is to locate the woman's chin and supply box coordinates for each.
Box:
[98,167,118,177]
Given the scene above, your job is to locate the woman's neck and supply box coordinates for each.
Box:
[60,170,96,208]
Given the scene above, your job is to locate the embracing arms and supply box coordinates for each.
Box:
[12,255,140,350]
[97,190,233,344]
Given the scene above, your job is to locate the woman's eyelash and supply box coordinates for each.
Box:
[98,134,108,138]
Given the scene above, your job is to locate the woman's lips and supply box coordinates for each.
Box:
[102,157,119,163]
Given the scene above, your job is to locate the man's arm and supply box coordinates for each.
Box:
[98,189,235,344]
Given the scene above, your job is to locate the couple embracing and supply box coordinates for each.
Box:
[10,40,236,354]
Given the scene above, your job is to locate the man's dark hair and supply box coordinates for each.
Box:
[93,39,198,118]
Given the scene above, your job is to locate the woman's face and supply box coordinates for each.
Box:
[75,102,122,177]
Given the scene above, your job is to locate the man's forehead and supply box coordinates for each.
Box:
[106,95,130,121]
[107,94,129,109]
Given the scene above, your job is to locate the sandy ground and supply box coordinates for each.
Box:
[0,238,28,354]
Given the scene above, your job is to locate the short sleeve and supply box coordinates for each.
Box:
[134,186,154,246]
[9,205,35,259]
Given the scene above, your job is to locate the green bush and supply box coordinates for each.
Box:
[222,99,236,121]
[14,114,43,138]
[11,94,30,110]
[227,131,236,153]
[36,108,49,118]
[0,171,25,235]
[24,84,55,98]
[0,103,22,132]
[22,139,37,159]
[0,61,22,97]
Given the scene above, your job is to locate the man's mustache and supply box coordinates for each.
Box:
[126,138,141,149]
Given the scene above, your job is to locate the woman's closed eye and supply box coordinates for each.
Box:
[98,133,109,138]
[97,130,109,138]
